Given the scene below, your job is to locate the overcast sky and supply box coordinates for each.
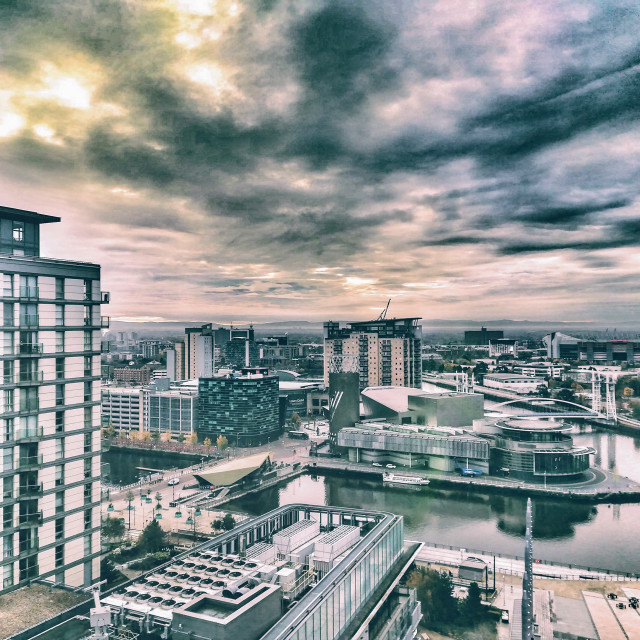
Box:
[1,0,639,325]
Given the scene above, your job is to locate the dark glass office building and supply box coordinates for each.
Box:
[198,372,280,447]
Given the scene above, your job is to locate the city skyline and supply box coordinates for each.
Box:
[1,1,640,324]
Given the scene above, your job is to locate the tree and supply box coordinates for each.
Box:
[102,516,125,541]
[557,388,575,403]
[406,567,458,627]
[221,513,236,531]
[536,384,550,398]
[187,432,198,446]
[217,435,228,452]
[137,519,166,553]
[203,437,212,452]
[100,557,122,586]
[151,431,160,442]
[623,387,635,397]
[161,431,173,443]
[460,582,485,623]
[140,431,151,442]
[631,402,640,421]
[105,424,116,439]
[176,433,186,444]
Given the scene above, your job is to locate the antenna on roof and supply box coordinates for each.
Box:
[376,299,391,321]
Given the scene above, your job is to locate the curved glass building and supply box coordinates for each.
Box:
[484,418,595,480]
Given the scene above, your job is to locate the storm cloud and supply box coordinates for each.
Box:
[1,0,640,323]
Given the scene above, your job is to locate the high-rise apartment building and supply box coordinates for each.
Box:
[0,205,106,593]
[323,318,422,390]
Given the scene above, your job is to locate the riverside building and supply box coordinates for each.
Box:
[100,504,422,640]
[0,205,106,593]
[323,318,422,391]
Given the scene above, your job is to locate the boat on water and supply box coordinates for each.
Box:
[382,472,430,486]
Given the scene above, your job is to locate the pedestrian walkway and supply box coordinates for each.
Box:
[582,591,627,640]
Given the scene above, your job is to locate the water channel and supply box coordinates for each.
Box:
[102,386,640,574]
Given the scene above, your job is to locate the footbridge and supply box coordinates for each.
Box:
[487,398,603,419]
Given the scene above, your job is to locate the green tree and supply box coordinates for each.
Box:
[100,557,123,586]
[177,433,186,444]
[105,424,116,439]
[631,402,640,421]
[151,431,160,442]
[536,384,550,398]
[221,513,236,531]
[460,582,485,623]
[406,567,458,627]
[102,516,125,541]
[137,519,166,553]
[557,388,575,403]
[216,435,228,452]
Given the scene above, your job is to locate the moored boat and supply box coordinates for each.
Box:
[382,472,429,486]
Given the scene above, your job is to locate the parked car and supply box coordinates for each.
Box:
[386,464,396,469]
[372,463,382,467]
[501,610,509,623]
[168,477,180,486]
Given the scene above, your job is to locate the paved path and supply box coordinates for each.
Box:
[582,591,627,640]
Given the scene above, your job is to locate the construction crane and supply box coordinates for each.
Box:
[376,299,391,321]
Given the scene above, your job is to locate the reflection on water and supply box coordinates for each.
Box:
[102,449,200,485]
[225,472,640,573]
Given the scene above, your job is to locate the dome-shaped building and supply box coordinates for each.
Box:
[481,418,595,481]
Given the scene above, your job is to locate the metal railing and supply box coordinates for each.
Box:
[17,455,43,470]
[101,291,110,304]
[101,316,110,328]
[15,426,43,441]
[19,399,39,413]
[18,343,43,355]
[17,483,43,498]
[19,315,39,327]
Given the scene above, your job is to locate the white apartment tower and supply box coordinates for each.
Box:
[0,206,107,594]
[324,318,422,391]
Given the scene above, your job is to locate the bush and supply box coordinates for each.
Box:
[128,551,171,571]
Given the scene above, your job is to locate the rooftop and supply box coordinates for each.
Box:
[193,451,272,486]
[0,204,60,224]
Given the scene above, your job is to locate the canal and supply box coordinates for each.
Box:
[102,448,204,485]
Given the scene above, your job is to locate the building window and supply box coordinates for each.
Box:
[55,277,64,300]
[3,418,14,443]
[3,505,13,528]
[3,448,13,473]
[55,384,64,406]
[55,331,64,353]
[2,534,13,560]
[55,518,64,540]
[3,562,13,589]
[84,482,92,503]
[84,381,92,403]
[55,438,64,460]
[84,330,92,351]
[84,406,92,428]
[55,358,65,380]
[84,279,92,301]
[84,534,92,556]
[12,221,23,242]
[55,465,64,487]
[3,476,12,500]
[84,431,92,453]
[55,544,64,567]
[83,306,92,326]
[3,302,14,327]
[55,305,64,326]
[84,458,92,479]
[55,491,64,514]
[84,509,92,531]
[84,356,92,377]
[55,411,64,433]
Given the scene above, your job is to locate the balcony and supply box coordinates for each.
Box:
[101,316,110,329]
[17,511,43,525]
[15,427,43,441]
[100,342,110,354]
[19,315,39,328]
[18,343,43,355]
[16,371,43,385]
[18,286,39,299]
[18,538,39,557]
[101,291,111,304]
[17,455,43,470]
[17,483,43,498]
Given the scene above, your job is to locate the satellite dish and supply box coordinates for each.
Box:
[129,361,135,366]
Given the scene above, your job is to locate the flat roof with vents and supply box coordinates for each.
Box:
[317,525,359,545]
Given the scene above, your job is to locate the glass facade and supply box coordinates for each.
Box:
[277,517,404,640]
[198,375,280,446]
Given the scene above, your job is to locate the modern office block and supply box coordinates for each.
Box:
[101,387,143,433]
[198,370,280,446]
[324,318,422,391]
[100,504,422,640]
[0,205,106,594]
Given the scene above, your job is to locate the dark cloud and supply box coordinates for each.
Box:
[515,199,631,226]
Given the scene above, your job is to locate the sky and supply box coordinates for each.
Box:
[1,0,640,325]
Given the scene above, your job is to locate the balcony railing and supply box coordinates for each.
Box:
[18,343,43,355]
[16,371,43,385]
[101,291,110,304]
[15,426,43,441]
[19,399,38,413]
[17,455,42,470]
[101,342,110,353]
[101,316,110,328]
[17,483,43,498]
[18,537,39,556]
[19,315,39,328]
[18,286,39,299]
[18,511,43,525]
